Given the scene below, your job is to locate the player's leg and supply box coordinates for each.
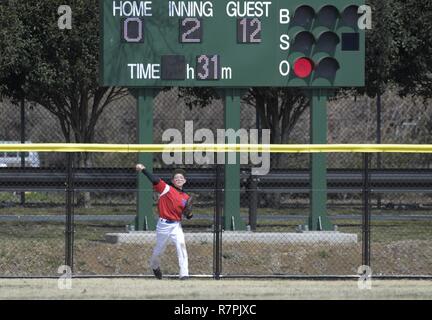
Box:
[149,220,170,276]
[170,223,189,279]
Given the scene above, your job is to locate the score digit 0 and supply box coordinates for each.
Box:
[121,17,145,43]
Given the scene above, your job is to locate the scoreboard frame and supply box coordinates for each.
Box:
[100,0,365,88]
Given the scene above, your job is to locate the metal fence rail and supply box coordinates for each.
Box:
[4,167,432,192]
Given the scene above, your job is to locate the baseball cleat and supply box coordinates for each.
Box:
[152,268,162,279]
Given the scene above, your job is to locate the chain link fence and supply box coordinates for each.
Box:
[1,89,432,277]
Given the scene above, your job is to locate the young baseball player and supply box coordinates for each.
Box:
[135,164,193,280]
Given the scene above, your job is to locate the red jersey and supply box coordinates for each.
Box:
[153,179,190,221]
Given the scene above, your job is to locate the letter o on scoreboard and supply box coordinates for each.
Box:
[279,60,290,76]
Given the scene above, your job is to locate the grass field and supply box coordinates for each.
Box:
[0,279,431,300]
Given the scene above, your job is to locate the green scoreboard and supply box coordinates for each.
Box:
[100,0,365,87]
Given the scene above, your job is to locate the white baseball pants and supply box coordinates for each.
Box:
[150,219,189,278]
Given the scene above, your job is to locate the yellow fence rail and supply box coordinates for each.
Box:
[2,143,432,153]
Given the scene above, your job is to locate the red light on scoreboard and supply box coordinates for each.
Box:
[293,57,314,78]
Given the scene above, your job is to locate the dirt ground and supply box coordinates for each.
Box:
[0,279,431,300]
[2,239,432,276]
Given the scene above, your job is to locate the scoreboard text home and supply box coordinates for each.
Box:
[100,0,365,87]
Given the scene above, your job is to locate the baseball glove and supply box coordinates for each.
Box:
[183,196,193,220]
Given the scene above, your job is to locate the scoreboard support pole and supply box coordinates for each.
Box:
[135,89,158,231]
[223,89,246,231]
[308,89,333,231]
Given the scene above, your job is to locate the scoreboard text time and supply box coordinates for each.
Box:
[100,0,365,87]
